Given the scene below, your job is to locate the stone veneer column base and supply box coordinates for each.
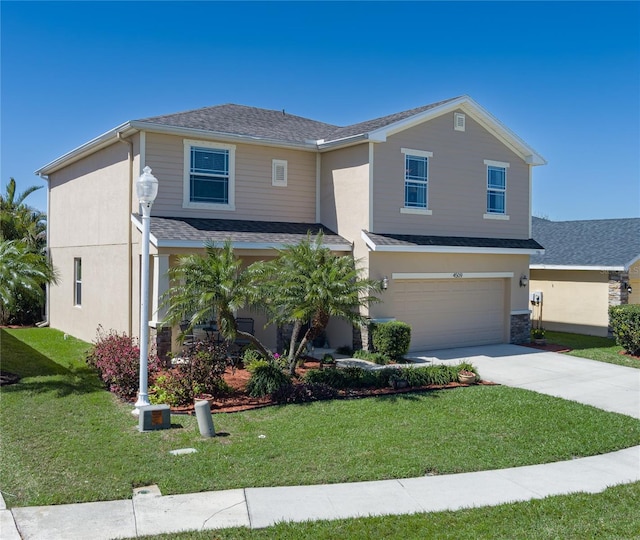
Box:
[510,313,531,344]
[151,326,172,367]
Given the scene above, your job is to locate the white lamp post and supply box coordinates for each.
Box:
[134,166,158,414]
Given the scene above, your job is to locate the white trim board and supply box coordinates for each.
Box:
[530,264,625,272]
[391,272,514,280]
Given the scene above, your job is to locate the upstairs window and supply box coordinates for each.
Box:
[402,148,432,210]
[485,160,509,215]
[73,258,82,307]
[183,140,235,210]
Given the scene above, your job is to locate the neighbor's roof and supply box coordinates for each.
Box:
[36,95,545,175]
[131,215,352,251]
[530,216,640,270]
[362,230,544,255]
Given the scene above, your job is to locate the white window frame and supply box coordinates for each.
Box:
[401,148,433,215]
[484,159,510,220]
[272,159,288,187]
[73,258,82,307]
[183,139,236,210]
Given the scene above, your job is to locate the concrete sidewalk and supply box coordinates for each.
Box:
[3,345,640,539]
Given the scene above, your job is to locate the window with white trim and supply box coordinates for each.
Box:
[402,148,432,210]
[183,140,235,209]
[484,160,509,215]
[73,258,82,307]
[272,159,287,186]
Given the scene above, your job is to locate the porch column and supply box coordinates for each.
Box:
[151,254,170,327]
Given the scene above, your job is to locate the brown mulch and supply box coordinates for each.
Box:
[170,359,497,415]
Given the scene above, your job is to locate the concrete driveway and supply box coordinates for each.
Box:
[407,343,640,419]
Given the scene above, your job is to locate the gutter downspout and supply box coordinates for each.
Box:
[37,173,51,325]
[117,132,134,336]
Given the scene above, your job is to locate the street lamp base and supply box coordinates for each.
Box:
[132,395,151,416]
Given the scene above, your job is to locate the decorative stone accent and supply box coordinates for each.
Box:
[608,271,630,307]
[608,271,630,336]
[510,312,531,344]
[151,326,172,366]
[353,320,374,351]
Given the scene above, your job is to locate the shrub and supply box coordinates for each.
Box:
[86,326,163,399]
[246,363,292,397]
[609,305,640,356]
[148,341,232,407]
[303,366,393,390]
[272,382,338,404]
[371,321,411,361]
[353,349,389,365]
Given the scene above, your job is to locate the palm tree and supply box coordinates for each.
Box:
[0,240,57,324]
[263,232,381,375]
[162,240,271,358]
[0,178,46,250]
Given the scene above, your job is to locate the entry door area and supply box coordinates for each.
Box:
[393,278,506,351]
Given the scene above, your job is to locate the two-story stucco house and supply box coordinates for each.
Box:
[36,95,545,356]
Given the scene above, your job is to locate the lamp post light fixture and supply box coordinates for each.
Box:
[134,166,158,414]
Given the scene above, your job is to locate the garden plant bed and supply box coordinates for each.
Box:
[169,358,495,415]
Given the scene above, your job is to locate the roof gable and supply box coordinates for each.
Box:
[531,217,640,270]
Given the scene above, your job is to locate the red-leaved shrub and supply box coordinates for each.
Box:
[86,326,163,399]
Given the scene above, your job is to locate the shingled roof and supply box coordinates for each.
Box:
[138,99,463,145]
[362,231,543,254]
[131,215,352,251]
[140,104,339,145]
[531,216,640,269]
[37,95,546,175]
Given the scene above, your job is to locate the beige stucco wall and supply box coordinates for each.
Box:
[529,269,610,336]
[319,143,370,241]
[629,260,640,305]
[47,140,137,343]
[371,110,530,239]
[145,132,318,223]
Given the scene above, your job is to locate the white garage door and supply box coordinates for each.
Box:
[394,278,506,351]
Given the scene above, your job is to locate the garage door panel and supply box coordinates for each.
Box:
[394,279,505,351]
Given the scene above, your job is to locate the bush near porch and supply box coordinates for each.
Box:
[609,304,640,356]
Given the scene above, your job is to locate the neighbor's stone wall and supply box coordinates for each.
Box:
[510,312,531,344]
[608,271,630,307]
[608,271,630,336]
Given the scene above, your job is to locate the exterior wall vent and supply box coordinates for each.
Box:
[454,113,466,132]
[272,159,287,186]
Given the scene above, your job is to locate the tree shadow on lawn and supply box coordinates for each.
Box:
[0,330,103,397]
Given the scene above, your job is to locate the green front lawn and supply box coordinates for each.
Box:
[545,330,640,369]
[2,327,639,509]
[138,481,640,540]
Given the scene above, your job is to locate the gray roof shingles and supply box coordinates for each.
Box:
[531,217,640,268]
[364,231,543,251]
[147,215,351,248]
[138,98,463,145]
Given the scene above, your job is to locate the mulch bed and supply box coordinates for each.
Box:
[170,359,497,415]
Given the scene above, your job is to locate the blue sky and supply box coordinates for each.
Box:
[2,1,639,221]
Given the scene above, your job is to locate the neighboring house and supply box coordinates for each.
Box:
[530,217,640,337]
[36,95,545,355]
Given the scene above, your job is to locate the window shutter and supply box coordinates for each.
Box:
[272,159,287,186]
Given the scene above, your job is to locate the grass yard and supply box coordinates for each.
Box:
[136,481,640,540]
[2,327,639,510]
[545,330,640,369]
